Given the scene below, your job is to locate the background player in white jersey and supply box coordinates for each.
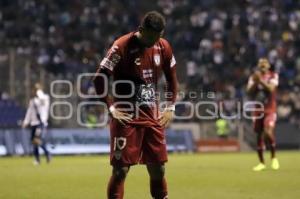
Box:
[22,83,51,165]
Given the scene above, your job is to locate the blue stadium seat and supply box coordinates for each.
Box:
[0,99,25,128]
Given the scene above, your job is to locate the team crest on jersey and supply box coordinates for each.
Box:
[111,53,121,64]
[154,54,160,66]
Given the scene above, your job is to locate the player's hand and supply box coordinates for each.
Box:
[21,122,27,129]
[110,107,133,126]
[159,110,174,127]
[252,71,261,83]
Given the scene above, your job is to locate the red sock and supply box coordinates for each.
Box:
[150,177,168,199]
[267,133,276,159]
[257,135,265,163]
[107,175,125,199]
[257,148,264,164]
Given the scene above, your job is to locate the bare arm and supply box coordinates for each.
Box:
[93,44,132,125]
[162,55,178,106]
[22,100,33,128]
[246,75,257,94]
[93,67,113,108]
[258,78,277,93]
[93,67,132,125]
[159,41,178,127]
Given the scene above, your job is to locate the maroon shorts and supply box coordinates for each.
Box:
[109,119,167,166]
[253,112,277,133]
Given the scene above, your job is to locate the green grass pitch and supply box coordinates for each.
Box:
[1,151,300,199]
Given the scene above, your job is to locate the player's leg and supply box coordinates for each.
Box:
[40,143,51,163]
[32,144,40,164]
[40,127,51,163]
[31,126,40,165]
[141,126,168,198]
[147,164,168,199]
[264,126,276,158]
[264,126,279,170]
[107,166,130,199]
[256,131,265,164]
[253,118,266,171]
[107,119,143,199]
[263,113,279,170]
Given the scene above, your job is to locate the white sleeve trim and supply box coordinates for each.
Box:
[99,48,121,72]
[100,58,114,71]
[247,76,254,89]
[170,55,176,68]
[270,74,279,86]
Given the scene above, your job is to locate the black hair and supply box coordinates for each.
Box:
[141,11,166,32]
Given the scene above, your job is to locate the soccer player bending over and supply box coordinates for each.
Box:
[247,58,279,171]
[93,11,177,199]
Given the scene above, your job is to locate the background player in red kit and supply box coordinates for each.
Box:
[247,58,279,171]
[93,11,178,199]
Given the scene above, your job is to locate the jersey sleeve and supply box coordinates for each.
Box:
[99,43,122,74]
[162,40,178,105]
[247,76,254,90]
[40,95,50,126]
[93,42,122,107]
[23,100,34,126]
[270,73,279,87]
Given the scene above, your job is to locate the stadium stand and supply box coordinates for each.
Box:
[1,0,300,154]
[0,98,25,128]
[1,0,300,126]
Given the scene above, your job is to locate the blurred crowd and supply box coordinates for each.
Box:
[1,0,300,126]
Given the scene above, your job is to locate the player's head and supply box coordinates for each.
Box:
[138,11,166,47]
[257,58,270,73]
[32,82,44,97]
[34,83,43,90]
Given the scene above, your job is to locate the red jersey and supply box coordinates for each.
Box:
[94,32,178,126]
[247,71,279,113]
